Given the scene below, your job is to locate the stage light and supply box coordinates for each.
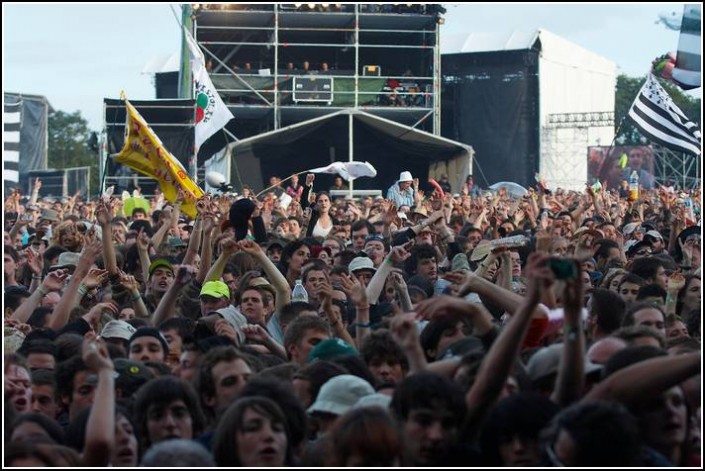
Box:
[308,4,316,10]
[192,3,201,11]
[436,16,445,24]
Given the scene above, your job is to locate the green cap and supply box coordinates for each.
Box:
[308,338,358,363]
[200,280,230,299]
[148,258,174,279]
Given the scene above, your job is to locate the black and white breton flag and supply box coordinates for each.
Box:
[627,74,701,156]
[4,100,22,190]
[672,4,701,90]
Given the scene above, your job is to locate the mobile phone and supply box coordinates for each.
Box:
[548,258,578,280]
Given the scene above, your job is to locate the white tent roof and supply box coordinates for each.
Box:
[141,53,180,74]
[442,30,539,54]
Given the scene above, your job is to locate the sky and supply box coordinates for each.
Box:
[3,3,696,131]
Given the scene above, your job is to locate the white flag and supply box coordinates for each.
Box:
[308,161,378,181]
[184,28,234,150]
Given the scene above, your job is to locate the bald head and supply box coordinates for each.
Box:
[587,337,628,365]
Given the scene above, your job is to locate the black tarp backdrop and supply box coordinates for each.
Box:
[104,98,195,194]
[229,110,471,193]
[4,93,50,196]
[441,49,540,189]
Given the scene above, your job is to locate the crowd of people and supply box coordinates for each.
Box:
[3,170,702,466]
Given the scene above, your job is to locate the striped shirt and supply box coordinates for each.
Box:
[387,183,415,208]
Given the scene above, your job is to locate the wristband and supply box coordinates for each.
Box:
[131,293,142,302]
[355,321,372,328]
[78,284,88,297]
[36,286,47,297]
[32,274,42,280]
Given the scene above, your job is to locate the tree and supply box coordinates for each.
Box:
[615,74,701,145]
[48,110,99,197]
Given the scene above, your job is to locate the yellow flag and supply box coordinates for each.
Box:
[114,99,203,218]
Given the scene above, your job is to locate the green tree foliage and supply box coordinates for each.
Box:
[48,110,99,197]
[615,74,701,145]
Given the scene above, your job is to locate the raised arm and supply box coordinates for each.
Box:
[584,351,700,405]
[80,335,115,467]
[96,201,118,275]
[551,266,586,407]
[195,215,215,284]
[238,239,291,310]
[204,238,239,283]
[463,253,553,437]
[366,245,410,304]
[11,270,68,323]
[151,265,196,326]
[49,241,102,331]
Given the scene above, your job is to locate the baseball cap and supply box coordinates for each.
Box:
[101,320,137,341]
[622,222,641,236]
[348,256,376,275]
[200,281,230,299]
[113,358,155,397]
[527,343,602,383]
[50,252,80,271]
[644,230,663,242]
[308,338,358,363]
[307,375,375,416]
[148,259,174,279]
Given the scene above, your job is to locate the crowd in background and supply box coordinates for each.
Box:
[3,170,701,467]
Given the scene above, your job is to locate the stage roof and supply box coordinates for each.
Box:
[228,108,473,193]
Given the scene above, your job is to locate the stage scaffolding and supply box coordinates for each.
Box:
[183,4,443,137]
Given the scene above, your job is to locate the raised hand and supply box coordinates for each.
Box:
[220,237,240,256]
[80,240,103,266]
[389,244,411,264]
[26,248,43,276]
[136,229,150,252]
[350,276,368,308]
[305,173,315,186]
[214,319,240,346]
[176,265,197,285]
[83,268,109,289]
[118,270,140,293]
[81,333,113,372]
[523,252,555,303]
[238,239,263,256]
[241,323,271,344]
[42,269,69,292]
[83,303,118,333]
[390,312,419,351]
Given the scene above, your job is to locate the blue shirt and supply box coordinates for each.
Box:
[387,183,415,208]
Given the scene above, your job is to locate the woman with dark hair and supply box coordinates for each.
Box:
[212,397,294,467]
[326,406,402,467]
[301,174,339,239]
[277,240,310,288]
[133,376,206,451]
[676,275,700,318]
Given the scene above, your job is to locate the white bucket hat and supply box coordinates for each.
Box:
[398,171,413,183]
